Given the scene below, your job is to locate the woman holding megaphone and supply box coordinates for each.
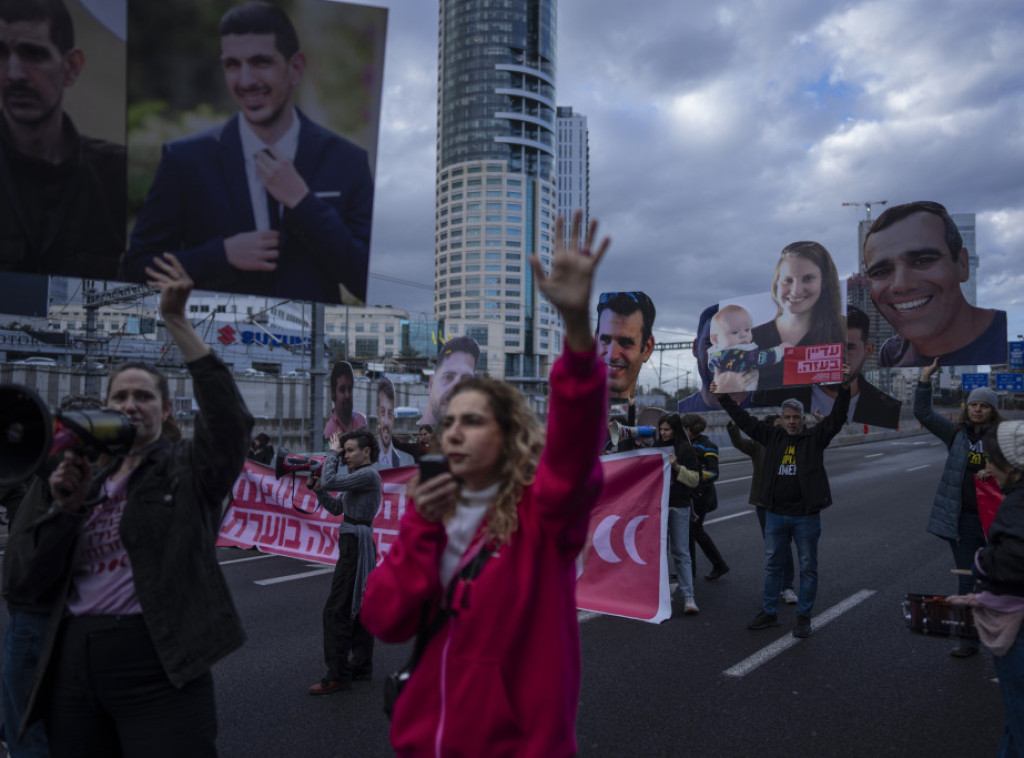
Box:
[6,253,253,757]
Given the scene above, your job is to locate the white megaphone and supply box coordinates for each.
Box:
[608,421,655,446]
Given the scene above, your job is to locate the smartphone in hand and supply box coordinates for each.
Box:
[419,454,449,482]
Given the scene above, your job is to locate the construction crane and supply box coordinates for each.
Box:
[842,200,888,222]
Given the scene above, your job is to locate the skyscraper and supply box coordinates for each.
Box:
[435,0,560,381]
[556,106,589,247]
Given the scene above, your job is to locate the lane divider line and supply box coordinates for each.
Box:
[907,464,930,472]
[717,475,753,485]
[706,509,756,525]
[219,554,276,566]
[255,568,334,586]
[723,589,876,678]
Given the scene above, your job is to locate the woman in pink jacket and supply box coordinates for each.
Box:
[361,211,609,757]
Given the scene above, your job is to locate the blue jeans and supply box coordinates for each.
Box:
[756,507,795,591]
[994,622,1024,758]
[667,507,694,598]
[763,512,820,616]
[1,611,50,758]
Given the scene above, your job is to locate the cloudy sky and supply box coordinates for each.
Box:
[358,0,1024,391]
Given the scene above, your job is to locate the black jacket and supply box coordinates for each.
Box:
[0,115,125,279]
[976,480,1024,596]
[719,386,849,515]
[7,353,253,730]
[659,442,699,509]
[690,432,720,516]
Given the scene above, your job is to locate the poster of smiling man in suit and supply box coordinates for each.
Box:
[121,0,385,305]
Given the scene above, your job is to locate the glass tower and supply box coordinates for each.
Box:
[435,0,560,381]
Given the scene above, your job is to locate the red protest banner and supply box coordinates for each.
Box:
[219,452,671,623]
[575,450,670,623]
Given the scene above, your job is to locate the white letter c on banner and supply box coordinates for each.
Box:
[592,515,622,563]
[623,515,647,565]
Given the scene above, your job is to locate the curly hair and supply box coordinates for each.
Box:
[446,377,545,544]
[769,241,845,347]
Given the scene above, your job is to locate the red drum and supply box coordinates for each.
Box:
[902,594,978,639]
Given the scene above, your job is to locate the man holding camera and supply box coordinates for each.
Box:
[307,429,381,695]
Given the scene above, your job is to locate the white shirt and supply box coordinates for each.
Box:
[440,482,499,587]
[237,109,301,230]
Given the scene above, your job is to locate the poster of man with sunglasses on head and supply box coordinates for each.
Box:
[596,291,656,402]
[596,291,659,452]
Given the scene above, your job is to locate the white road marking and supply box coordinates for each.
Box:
[706,510,755,525]
[723,589,876,678]
[255,568,334,585]
[864,453,884,458]
[219,554,276,566]
[907,464,931,472]
[716,475,753,485]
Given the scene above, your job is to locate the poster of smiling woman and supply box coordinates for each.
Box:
[707,241,846,393]
[121,0,386,306]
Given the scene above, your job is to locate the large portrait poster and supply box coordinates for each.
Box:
[0,0,126,280]
[859,202,1008,367]
[709,241,847,394]
[122,0,387,306]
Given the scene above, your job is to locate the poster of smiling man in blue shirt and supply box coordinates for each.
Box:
[863,200,1007,367]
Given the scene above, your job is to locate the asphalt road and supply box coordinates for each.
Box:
[0,435,1008,757]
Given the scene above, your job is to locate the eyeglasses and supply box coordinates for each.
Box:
[599,291,652,308]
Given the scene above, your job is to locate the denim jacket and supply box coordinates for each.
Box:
[7,353,253,731]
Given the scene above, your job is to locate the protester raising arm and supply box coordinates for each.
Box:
[361,211,610,758]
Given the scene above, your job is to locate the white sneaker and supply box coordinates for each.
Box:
[782,588,798,605]
[683,597,699,614]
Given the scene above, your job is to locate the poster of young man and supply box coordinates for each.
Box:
[862,201,1007,367]
[121,0,386,306]
[0,0,126,280]
[596,291,656,452]
[418,334,480,427]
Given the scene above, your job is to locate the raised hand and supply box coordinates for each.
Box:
[144,252,209,361]
[530,209,610,352]
[144,252,194,321]
[921,357,941,383]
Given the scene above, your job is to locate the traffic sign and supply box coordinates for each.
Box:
[995,373,1024,393]
[1010,341,1024,369]
[961,373,988,392]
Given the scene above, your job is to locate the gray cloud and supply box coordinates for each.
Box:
[365,0,1024,386]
